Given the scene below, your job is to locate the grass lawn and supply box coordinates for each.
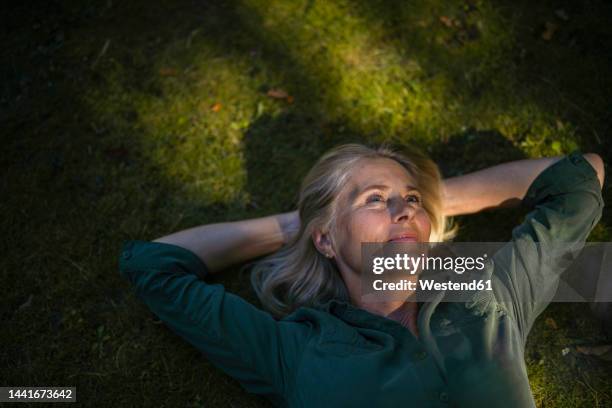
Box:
[2,0,612,406]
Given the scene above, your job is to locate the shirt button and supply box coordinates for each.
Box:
[439,391,449,402]
[122,250,132,260]
[413,350,427,361]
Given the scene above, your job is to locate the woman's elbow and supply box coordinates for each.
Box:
[584,153,605,189]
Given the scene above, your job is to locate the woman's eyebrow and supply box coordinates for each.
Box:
[350,183,419,201]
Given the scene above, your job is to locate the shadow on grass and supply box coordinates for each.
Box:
[429,129,527,241]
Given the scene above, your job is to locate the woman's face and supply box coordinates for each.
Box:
[326,157,432,276]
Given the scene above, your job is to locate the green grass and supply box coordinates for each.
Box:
[2,0,611,406]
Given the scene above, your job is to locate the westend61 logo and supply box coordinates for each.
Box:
[360,242,612,303]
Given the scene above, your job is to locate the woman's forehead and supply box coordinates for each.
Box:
[349,157,416,185]
[342,158,417,200]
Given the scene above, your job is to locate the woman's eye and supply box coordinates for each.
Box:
[365,193,421,205]
[405,194,421,203]
[365,194,385,204]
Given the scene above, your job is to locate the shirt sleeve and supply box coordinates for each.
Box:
[118,240,311,404]
[491,150,604,344]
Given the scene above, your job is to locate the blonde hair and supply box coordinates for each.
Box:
[249,143,457,318]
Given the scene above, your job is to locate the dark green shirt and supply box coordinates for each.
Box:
[119,151,603,408]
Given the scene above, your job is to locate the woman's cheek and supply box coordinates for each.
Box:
[352,211,387,242]
[417,211,431,240]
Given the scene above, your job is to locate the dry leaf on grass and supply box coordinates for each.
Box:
[439,16,454,28]
[541,22,558,41]
[104,146,129,160]
[576,344,612,361]
[159,67,178,76]
[267,89,289,99]
[544,317,558,329]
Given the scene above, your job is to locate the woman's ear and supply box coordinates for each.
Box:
[312,228,335,259]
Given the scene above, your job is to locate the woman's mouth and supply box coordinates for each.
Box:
[388,234,418,242]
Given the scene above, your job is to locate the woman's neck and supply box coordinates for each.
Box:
[339,261,420,337]
[353,298,420,338]
[386,301,420,338]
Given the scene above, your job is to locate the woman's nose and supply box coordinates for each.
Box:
[389,196,416,223]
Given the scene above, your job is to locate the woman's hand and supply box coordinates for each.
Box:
[276,210,300,244]
[153,210,300,274]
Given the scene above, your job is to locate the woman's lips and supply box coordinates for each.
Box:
[388,235,418,242]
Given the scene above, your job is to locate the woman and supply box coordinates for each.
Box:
[119,143,604,407]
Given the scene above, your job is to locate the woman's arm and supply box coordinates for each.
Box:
[442,153,604,217]
[153,153,604,273]
[486,151,605,343]
[119,240,310,402]
[153,210,299,274]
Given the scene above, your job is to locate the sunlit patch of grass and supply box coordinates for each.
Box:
[85,45,263,207]
[492,106,580,157]
[234,0,586,154]
[238,0,469,140]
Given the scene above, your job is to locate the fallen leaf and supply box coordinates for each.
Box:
[211,103,222,112]
[541,22,558,41]
[545,317,558,329]
[267,89,289,99]
[159,67,178,77]
[439,16,453,28]
[576,344,612,358]
[104,146,129,160]
[556,119,565,130]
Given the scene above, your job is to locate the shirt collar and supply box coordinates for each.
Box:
[315,296,439,338]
